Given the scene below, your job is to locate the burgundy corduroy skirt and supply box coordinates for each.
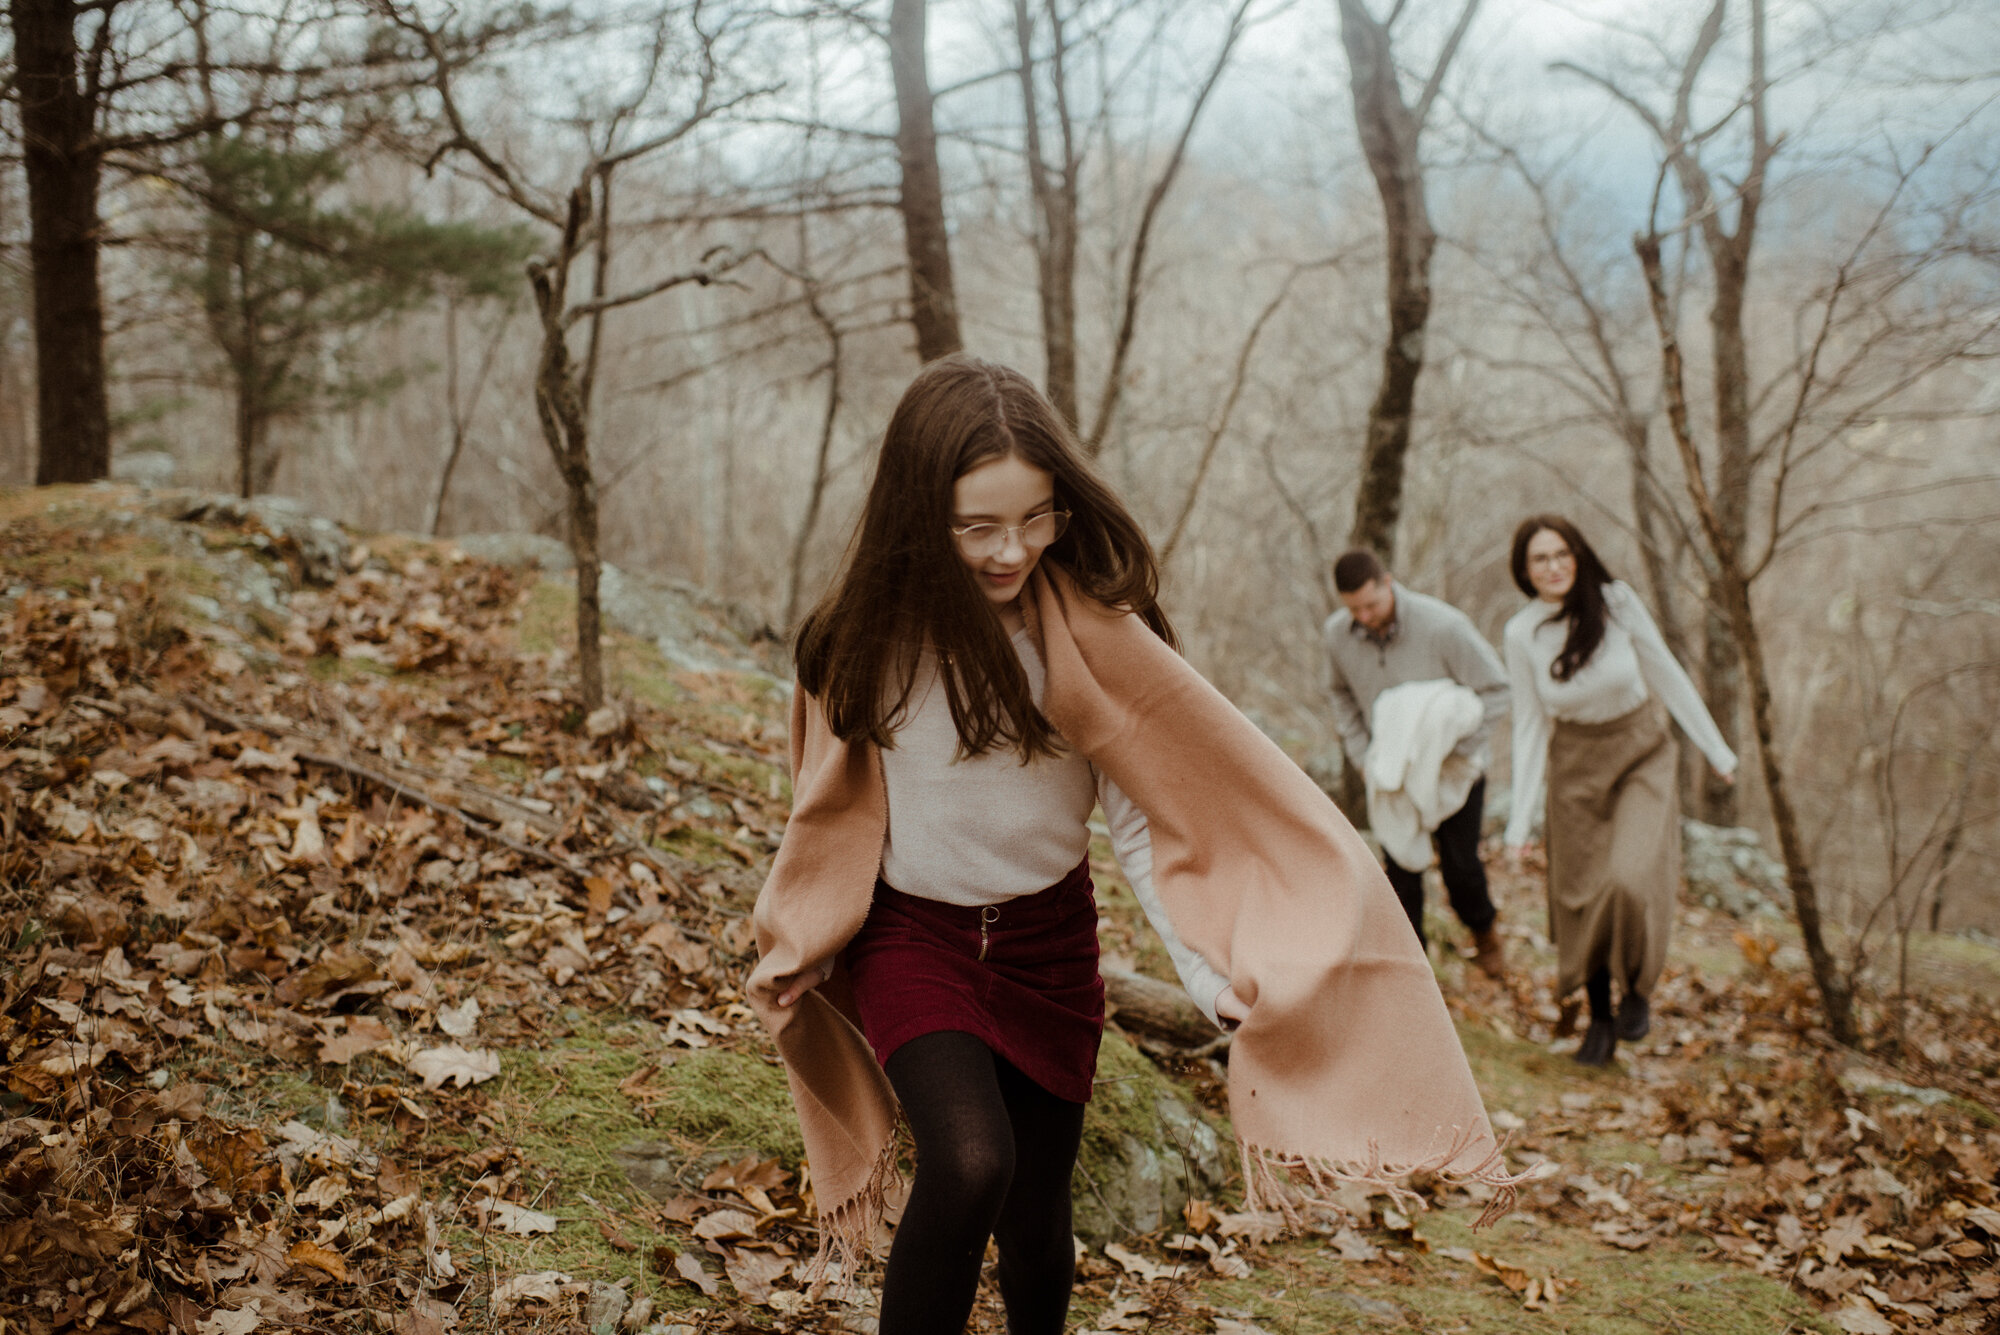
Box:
[845,858,1105,1104]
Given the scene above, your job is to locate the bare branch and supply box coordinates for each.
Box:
[1085,0,1257,452]
[1412,0,1483,130]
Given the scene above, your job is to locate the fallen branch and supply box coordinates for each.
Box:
[180,693,588,879]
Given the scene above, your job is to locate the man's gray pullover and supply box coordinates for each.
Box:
[1322,586,1509,777]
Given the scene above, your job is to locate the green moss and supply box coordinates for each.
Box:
[1198,1222,1833,1335]
[1084,1030,1195,1164]
[515,577,574,656]
[658,825,754,870]
[454,1020,676,1294]
[477,753,532,785]
[675,741,784,799]
[639,1047,804,1167]
[304,654,397,683]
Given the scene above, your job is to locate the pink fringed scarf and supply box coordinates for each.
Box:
[747,567,1523,1273]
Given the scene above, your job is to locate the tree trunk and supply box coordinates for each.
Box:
[15,0,111,485]
[1698,246,1752,825]
[236,361,260,499]
[429,296,468,536]
[1012,0,1079,426]
[1336,0,1441,566]
[889,0,961,364]
[1637,232,1856,1045]
[529,190,607,712]
[786,285,843,628]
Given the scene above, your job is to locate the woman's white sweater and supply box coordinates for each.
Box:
[1502,581,1737,847]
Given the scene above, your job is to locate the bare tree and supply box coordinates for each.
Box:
[10,0,431,487]
[381,0,769,710]
[1003,0,1259,444]
[1335,0,1482,565]
[890,0,961,361]
[1459,133,1697,668]
[1158,261,1316,561]
[1010,0,1081,423]
[14,0,123,483]
[1557,0,1765,824]
[428,290,518,536]
[1642,220,1863,1046]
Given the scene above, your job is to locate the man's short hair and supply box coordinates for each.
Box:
[1333,549,1387,594]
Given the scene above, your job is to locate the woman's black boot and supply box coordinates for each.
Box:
[1574,968,1617,1066]
[1574,1017,1617,1067]
[1615,992,1650,1041]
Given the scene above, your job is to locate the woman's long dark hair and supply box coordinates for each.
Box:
[1509,514,1615,683]
[794,354,1176,760]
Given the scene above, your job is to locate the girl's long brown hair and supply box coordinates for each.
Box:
[794,354,1176,759]
[1509,514,1615,682]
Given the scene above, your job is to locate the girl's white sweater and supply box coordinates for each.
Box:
[879,627,1229,1025]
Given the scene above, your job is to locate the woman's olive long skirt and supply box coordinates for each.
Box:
[1545,698,1679,1003]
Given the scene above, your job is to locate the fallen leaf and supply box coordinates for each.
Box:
[1473,1250,1532,1294]
[1102,1241,1177,1283]
[436,998,480,1038]
[406,1045,500,1090]
[294,1175,350,1210]
[392,1296,459,1335]
[675,1251,720,1296]
[1829,1300,1896,1335]
[197,1302,262,1335]
[693,1208,761,1241]
[724,1246,788,1303]
[474,1199,557,1235]
[286,1238,349,1282]
[1328,1226,1382,1262]
[319,1016,393,1065]
[1213,1210,1285,1244]
[490,1271,570,1314]
[1078,1296,1152,1333]
[1821,1214,1870,1265]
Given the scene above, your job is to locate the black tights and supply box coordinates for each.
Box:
[879,1030,1086,1335]
[1586,967,1613,1020]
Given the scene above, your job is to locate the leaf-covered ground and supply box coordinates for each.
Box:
[2,485,1997,1335]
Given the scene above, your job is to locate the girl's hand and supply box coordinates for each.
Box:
[1507,841,1539,869]
[774,961,834,1008]
[1215,985,1250,1032]
[1713,766,1737,787]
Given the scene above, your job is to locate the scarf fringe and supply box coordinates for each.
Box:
[1239,1126,1533,1232]
[800,1135,904,1296]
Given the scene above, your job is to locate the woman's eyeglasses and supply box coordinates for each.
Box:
[1528,549,1575,570]
[951,511,1070,560]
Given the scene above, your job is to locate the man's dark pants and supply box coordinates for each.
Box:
[1383,777,1497,949]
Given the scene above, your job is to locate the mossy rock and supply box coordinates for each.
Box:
[1073,1029,1230,1243]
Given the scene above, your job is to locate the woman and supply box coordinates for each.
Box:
[1502,515,1736,1067]
[748,355,1519,1330]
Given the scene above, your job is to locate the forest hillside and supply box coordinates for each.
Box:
[2,486,1998,1335]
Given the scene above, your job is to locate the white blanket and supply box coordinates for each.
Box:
[1364,679,1483,871]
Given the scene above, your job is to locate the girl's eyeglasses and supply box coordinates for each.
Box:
[951,511,1070,560]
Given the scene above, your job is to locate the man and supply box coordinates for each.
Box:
[1324,549,1509,978]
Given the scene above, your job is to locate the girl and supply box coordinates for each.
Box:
[1501,516,1737,1068]
[750,355,1518,1334]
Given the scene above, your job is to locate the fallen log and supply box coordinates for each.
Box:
[1103,966,1228,1055]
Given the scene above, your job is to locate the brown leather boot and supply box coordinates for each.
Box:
[1470,924,1507,980]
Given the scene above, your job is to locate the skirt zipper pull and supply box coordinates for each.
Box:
[977,906,999,962]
